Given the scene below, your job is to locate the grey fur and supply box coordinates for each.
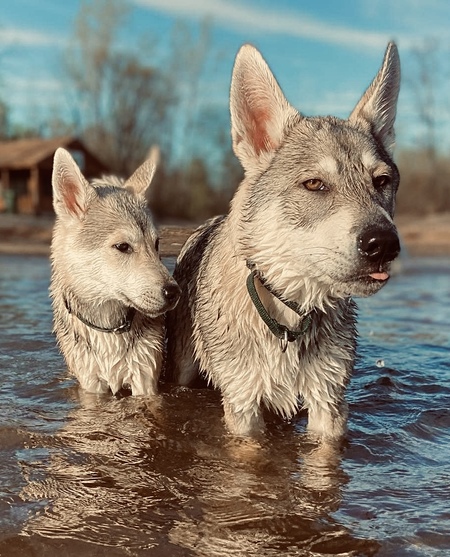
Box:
[166,43,401,440]
[51,148,180,396]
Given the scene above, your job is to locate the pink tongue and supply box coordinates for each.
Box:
[369,271,389,281]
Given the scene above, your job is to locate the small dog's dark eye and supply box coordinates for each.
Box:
[155,238,160,252]
[114,242,133,254]
[302,179,328,192]
[373,175,391,190]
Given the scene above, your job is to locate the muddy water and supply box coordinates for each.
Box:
[0,254,449,557]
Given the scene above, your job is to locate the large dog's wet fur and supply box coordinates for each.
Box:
[167,43,401,440]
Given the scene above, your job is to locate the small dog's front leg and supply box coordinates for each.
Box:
[129,372,158,397]
[77,374,110,395]
[222,397,264,437]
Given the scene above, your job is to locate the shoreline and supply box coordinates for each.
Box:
[0,213,449,258]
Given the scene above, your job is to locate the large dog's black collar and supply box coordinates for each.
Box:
[64,297,136,334]
[245,260,312,352]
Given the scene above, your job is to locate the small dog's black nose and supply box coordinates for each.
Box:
[162,282,181,306]
[358,227,401,264]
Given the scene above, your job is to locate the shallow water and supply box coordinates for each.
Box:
[0,253,449,557]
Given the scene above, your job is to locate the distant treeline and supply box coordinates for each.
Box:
[149,155,242,223]
[396,150,450,215]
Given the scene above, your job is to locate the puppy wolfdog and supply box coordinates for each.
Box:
[51,148,180,396]
[167,43,401,440]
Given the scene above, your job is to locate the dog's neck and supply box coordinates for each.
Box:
[63,293,136,334]
[245,260,314,351]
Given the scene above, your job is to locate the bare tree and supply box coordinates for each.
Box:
[408,40,443,161]
[400,39,450,214]
[0,44,10,138]
[63,0,176,174]
[61,0,238,219]
[0,99,9,139]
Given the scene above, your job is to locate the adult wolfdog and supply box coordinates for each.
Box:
[167,43,401,441]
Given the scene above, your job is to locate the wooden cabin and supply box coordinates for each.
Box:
[0,136,108,214]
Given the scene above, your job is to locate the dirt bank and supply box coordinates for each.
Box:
[395,213,450,256]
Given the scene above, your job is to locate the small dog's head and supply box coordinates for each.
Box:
[51,148,180,316]
[230,43,401,305]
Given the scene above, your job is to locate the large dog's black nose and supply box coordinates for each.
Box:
[358,226,400,264]
[162,282,181,306]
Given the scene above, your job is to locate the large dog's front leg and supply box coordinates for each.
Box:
[300,304,355,442]
[304,397,348,441]
[222,397,264,437]
[300,361,349,441]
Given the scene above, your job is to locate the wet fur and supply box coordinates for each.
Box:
[51,148,179,396]
[167,43,401,440]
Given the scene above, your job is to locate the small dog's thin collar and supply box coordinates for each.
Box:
[64,297,136,334]
[245,261,312,352]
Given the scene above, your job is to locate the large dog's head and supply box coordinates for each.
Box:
[230,43,401,306]
[51,148,180,317]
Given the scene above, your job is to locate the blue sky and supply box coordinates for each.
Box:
[1,0,450,152]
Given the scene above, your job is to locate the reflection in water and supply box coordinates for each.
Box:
[18,385,379,556]
[1,254,450,556]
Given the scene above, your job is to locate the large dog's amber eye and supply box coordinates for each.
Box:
[373,175,391,190]
[302,178,328,192]
[114,242,133,254]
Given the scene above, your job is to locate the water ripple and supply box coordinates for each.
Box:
[0,254,449,556]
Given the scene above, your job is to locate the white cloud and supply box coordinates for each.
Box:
[3,71,67,120]
[5,74,64,93]
[132,0,392,50]
[0,27,64,48]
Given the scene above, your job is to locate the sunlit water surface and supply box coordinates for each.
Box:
[0,254,449,557]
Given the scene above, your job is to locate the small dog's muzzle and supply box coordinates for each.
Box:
[162,282,181,310]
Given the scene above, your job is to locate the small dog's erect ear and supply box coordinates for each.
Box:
[349,42,401,155]
[124,145,159,197]
[230,44,299,175]
[52,148,90,220]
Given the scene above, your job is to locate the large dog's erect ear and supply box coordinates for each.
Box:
[230,44,299,175]
[124,145,159,197]
[349,42,400,155]
[52,148,90,220]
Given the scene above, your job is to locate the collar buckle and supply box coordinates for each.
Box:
[280,328,289,353]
